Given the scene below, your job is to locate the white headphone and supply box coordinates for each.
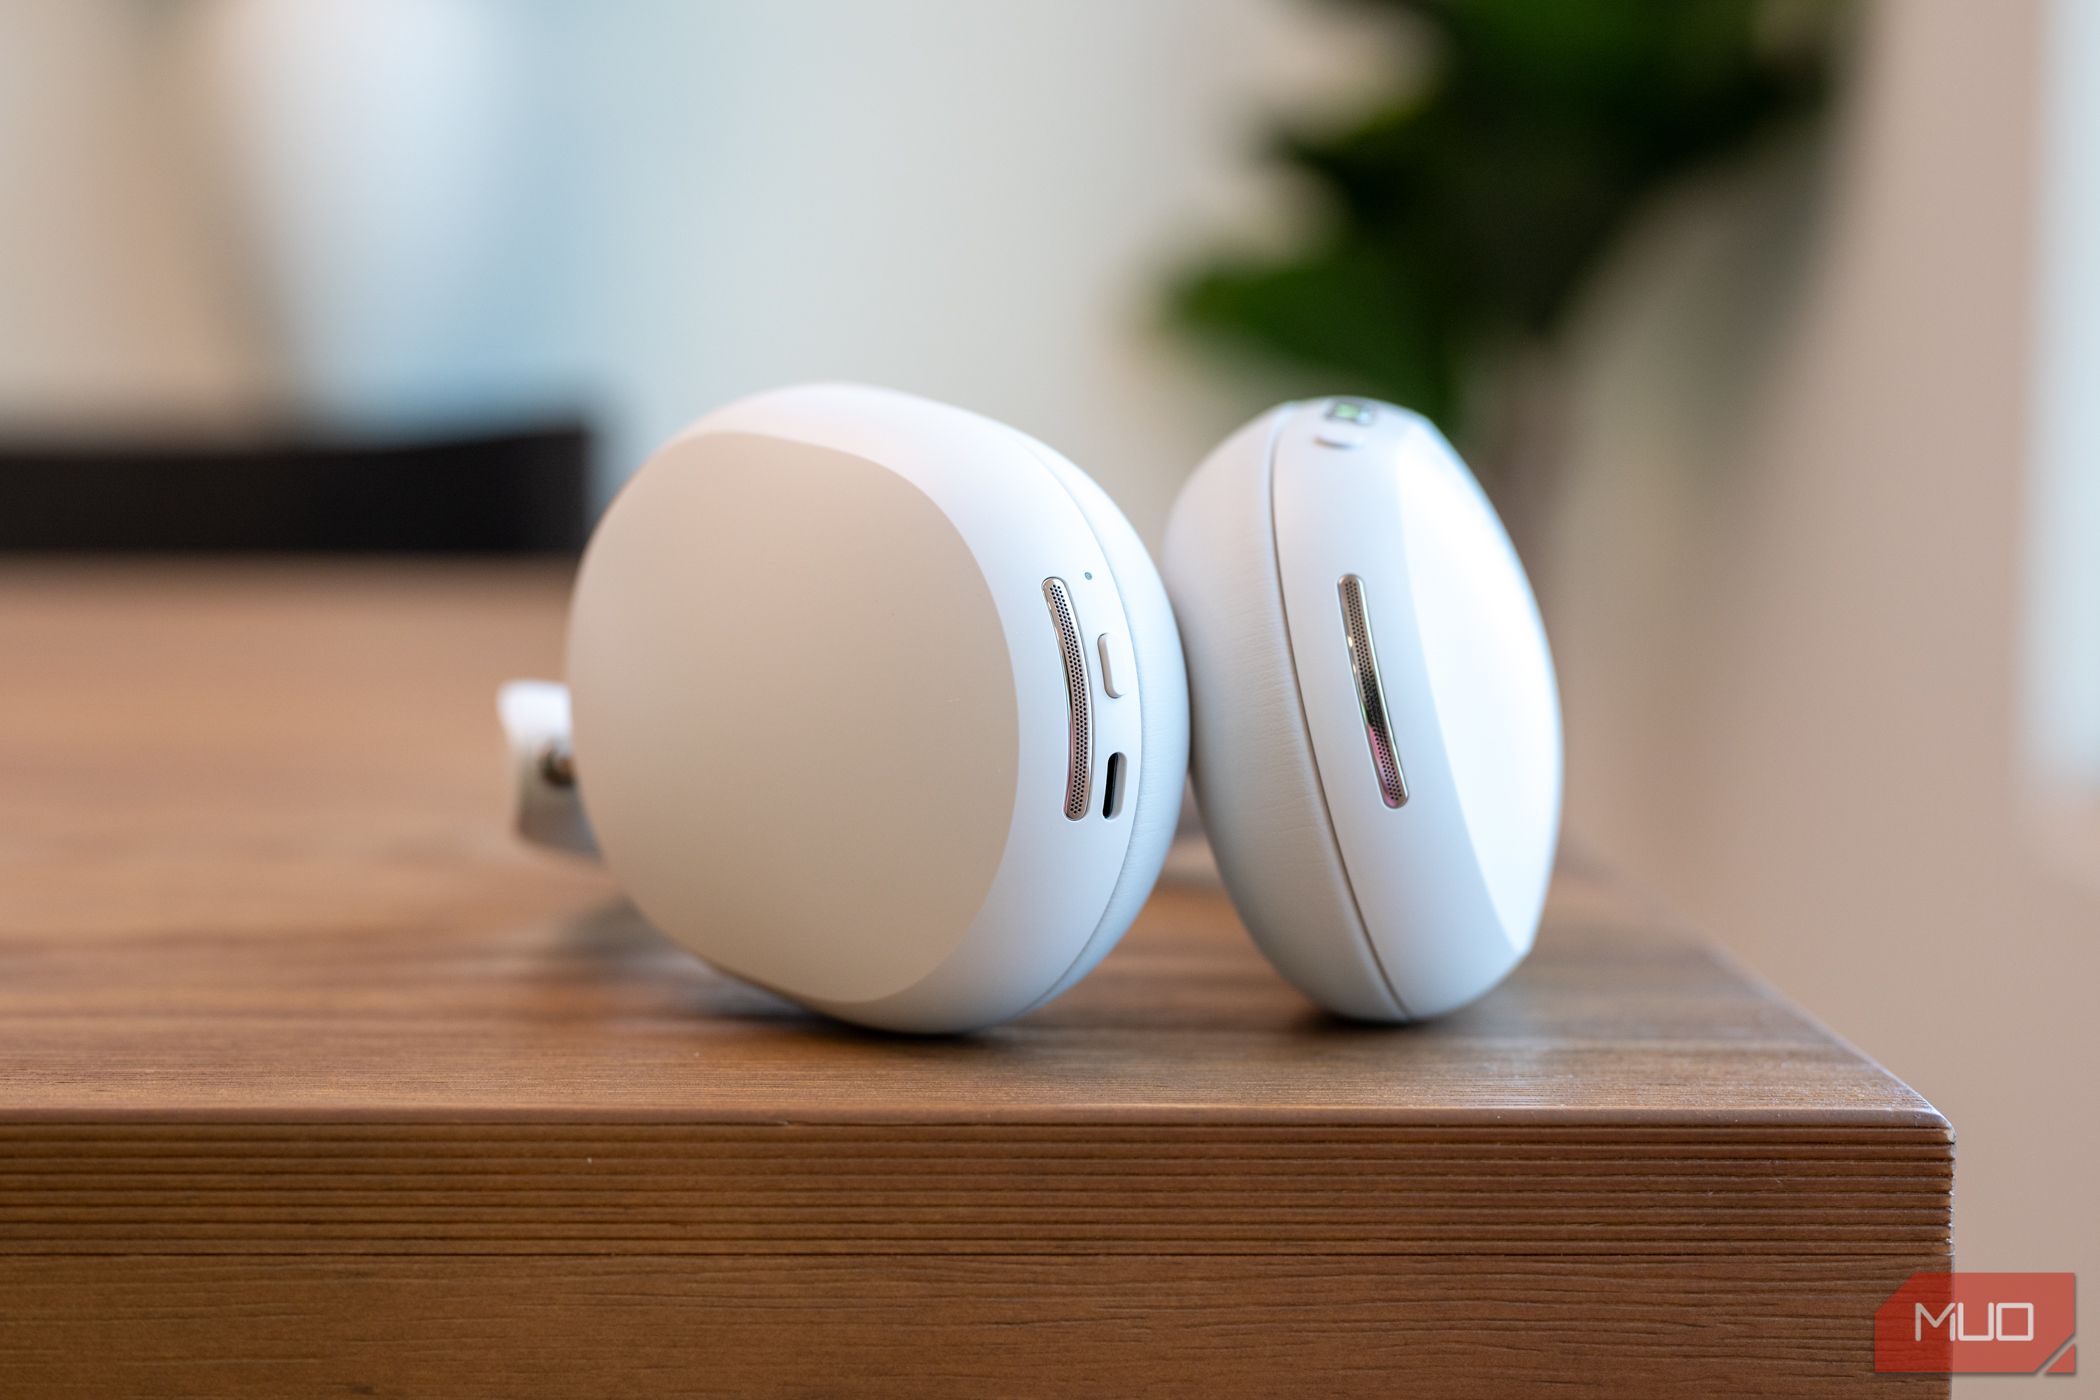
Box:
[504,383,1559,1032]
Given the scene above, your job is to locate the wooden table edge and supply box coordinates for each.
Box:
[0,1106,1953,1131]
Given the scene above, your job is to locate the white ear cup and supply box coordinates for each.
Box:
[563,384,1188,1033]
[1165,399,1562,1021]
[1007,431,1190,1009]
[1163,410,1405,1020]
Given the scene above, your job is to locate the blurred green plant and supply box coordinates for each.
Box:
[1174,0,1848,474]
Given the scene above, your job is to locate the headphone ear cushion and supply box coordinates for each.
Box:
[1164,411,1409,1020]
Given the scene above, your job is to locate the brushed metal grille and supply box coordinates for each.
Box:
[1338,575,1407,808]
[1042,578,1091,820]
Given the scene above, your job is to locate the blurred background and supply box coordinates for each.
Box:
[2,0,2092,1375]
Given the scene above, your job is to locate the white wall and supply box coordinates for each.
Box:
[559,0,1400,524]
[0,0,1401,536]
[2026,0,2100,808]
[1548,5,2097,1384]
[0,2,263,428]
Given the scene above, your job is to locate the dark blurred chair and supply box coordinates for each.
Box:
[0,423,590,552]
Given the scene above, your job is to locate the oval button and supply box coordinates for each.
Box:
[1096,632,1134,699]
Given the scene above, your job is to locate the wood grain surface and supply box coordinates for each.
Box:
[0,563,1952,1397]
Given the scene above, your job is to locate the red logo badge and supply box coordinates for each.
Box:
[1875,1273,2076,1374]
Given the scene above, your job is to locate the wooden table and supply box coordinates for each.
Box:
[0,563,1952,1397]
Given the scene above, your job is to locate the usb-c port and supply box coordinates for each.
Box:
[1101,752,1126,819]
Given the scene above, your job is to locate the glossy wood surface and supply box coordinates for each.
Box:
[0,563,1951,1397]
